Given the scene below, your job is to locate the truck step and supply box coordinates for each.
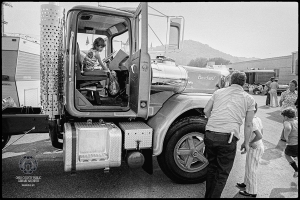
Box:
[79,153,108,162]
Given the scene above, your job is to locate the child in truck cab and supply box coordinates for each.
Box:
[83,37,110,72]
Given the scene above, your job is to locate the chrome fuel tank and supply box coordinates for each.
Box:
[151,62,188,93]
[151,62,228,94]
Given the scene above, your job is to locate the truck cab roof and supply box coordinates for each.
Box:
[70,5,135,36]
[69,5,135,16]
[70,5,135,35]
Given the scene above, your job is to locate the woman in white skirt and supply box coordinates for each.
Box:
[237,103,264,197]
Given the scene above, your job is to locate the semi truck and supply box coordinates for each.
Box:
[2,2,230,184]
[243,69,288,95]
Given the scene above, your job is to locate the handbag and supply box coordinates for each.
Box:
[108,71,120,96]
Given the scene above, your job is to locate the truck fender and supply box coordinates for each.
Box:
[147,93,212,156]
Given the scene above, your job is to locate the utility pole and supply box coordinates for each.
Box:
[1,2,12,36]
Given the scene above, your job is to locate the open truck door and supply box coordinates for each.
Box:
[129,2,151,119]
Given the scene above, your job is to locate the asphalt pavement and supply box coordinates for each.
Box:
[2,94,298,198]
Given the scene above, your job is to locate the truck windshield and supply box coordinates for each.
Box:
[112,31,129,55]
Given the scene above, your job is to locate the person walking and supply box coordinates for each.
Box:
[237,103,264,197]
[279,79,298,141]
[265,77,274,106]
[203,71,256,198]
[269,78,279,107]
[281,107,298,178]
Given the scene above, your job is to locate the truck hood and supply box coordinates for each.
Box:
[182,65,229,94]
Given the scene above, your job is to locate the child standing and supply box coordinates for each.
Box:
[281,107,298,178]
[238,103,264,197]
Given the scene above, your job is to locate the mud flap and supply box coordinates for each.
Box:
[49,120,63,149]
[141,148,153,175]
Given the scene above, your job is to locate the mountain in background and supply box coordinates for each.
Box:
[150,40,259,65]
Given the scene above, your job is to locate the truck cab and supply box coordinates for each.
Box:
[63,3,184,120]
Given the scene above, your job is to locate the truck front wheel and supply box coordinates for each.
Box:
[157,116,208,184]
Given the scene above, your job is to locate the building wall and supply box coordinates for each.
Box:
[227,54,298,85]
[2,36,41,107]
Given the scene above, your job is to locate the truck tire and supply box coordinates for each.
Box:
[157,116,208,184]
[49,120,63,149]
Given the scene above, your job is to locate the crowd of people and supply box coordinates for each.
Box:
[203,71,298,198]
[244,83,264,95]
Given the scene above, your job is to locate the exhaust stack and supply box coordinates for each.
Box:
[40,3,64,119]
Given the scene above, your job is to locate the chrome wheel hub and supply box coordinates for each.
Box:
[174,132,208,173]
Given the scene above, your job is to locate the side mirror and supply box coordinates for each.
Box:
[167,16,184,52]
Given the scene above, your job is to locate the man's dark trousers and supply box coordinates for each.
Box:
[266,92,270,105]
[204,131,237,198]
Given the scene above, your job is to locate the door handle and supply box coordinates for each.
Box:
[69,31,74,77]
[131,64,136,74]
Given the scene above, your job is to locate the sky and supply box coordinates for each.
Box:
[3,2,298,59]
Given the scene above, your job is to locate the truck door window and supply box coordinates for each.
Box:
[112,31,129,55]
[134,12,142,52]
[138,14,142,50]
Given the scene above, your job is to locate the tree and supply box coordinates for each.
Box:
[188,57,208,68]
[208,57,231,65]
[188,57,231,68]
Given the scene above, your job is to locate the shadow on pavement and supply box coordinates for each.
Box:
[232,192,248,198]
[2,138,55,160]
[269,182,298,198]
[274,138,287,151]
[265,109,282,123]
[232,182,298,198]
[260,139,287,164]
[258,105,272,110]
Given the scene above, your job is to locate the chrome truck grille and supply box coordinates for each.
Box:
[40,4,64,119]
